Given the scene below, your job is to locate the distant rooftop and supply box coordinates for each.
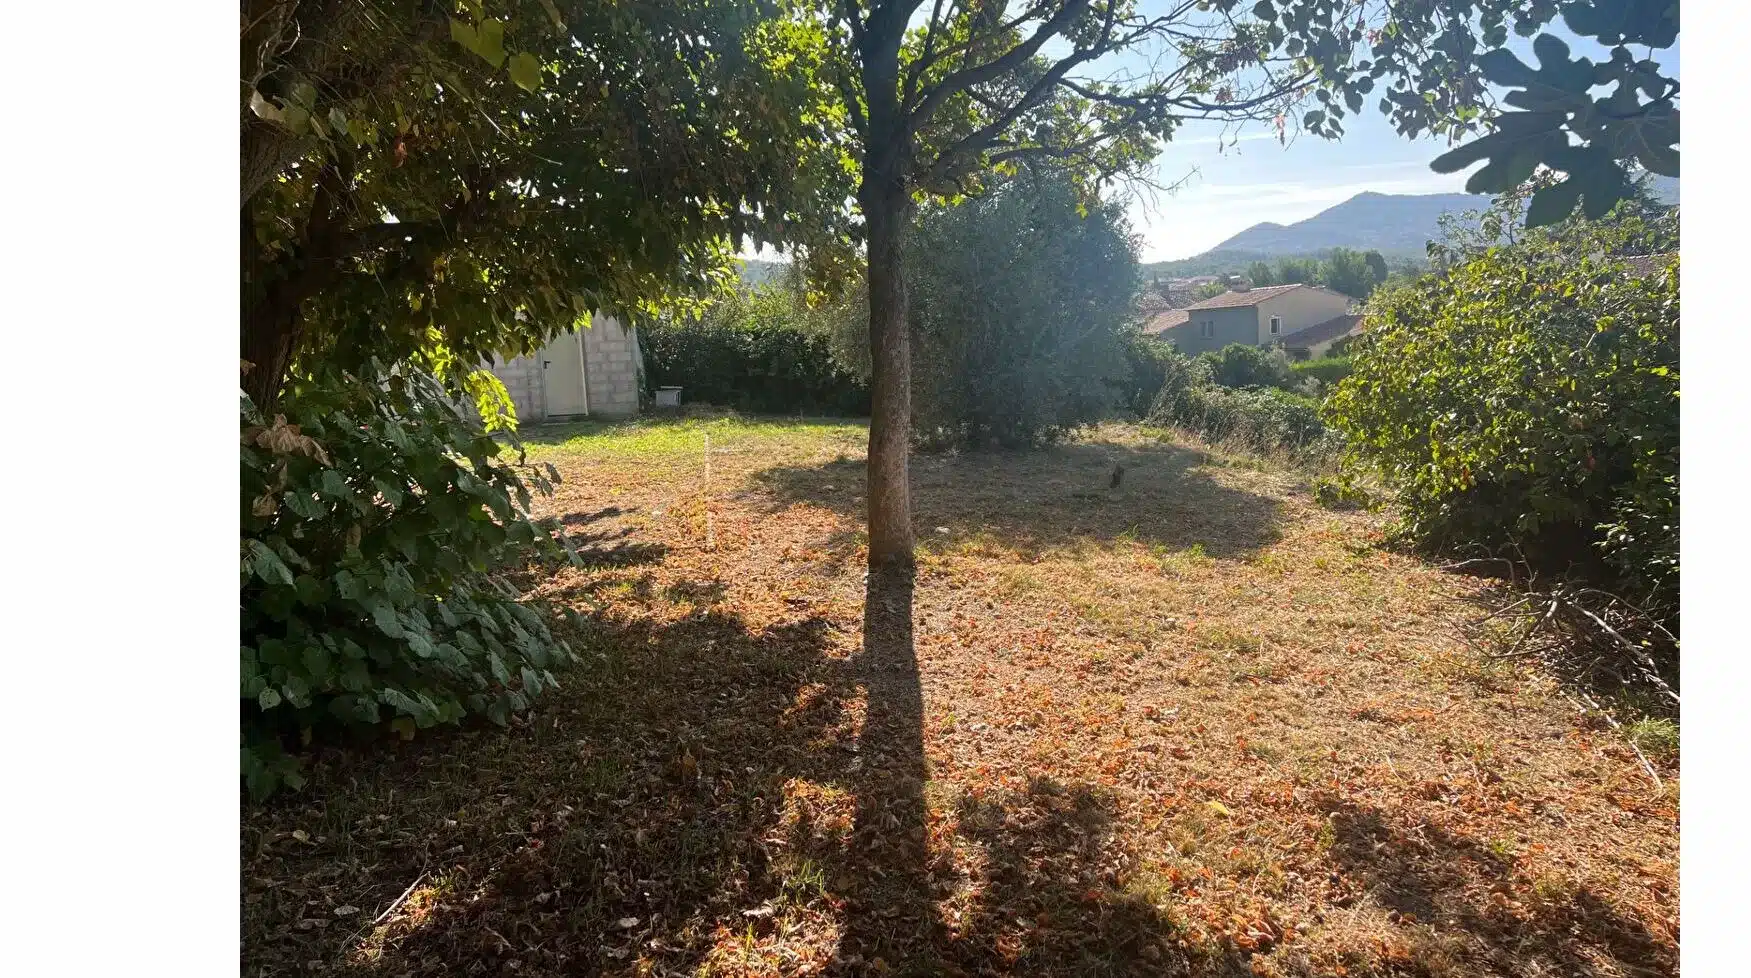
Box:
[1186,283,1318,310]
[1281,313,1363,349]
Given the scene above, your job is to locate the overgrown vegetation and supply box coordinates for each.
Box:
[1290,356,1353,386]
[832,170,1139,448]
[1326,206,1679,649]
[241,363,572,798]
[639,287,869,416]
[1198,343,1298,391]
[1144,347,1340,464]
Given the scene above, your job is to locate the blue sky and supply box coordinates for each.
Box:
[1125,19,1681,261]
[742,10,1678,265]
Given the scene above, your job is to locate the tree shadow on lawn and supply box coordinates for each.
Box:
[241,571,1214,977]
[751,440,1285,561]
[1319,796,1673,976]
[549,505,670,569]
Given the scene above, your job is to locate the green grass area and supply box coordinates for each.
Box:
[518,413,868,464]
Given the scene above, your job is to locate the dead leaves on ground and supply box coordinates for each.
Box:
[242,424,1676,978]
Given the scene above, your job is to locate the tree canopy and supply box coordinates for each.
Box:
[240,0,857,407]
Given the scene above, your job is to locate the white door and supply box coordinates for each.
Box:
[541,330,590,416]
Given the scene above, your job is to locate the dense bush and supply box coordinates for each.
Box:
[1145,348,1341,461]
[1197,343,1296,390]
[1325,244,1678,619]
[241,364,572,798]
[639,287,869,415]
[1290,356,1353,386]
[834,169,1139,447]
[1121,333,1182,417]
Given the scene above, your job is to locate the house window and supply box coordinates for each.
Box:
[1269,316,1282,335]
[1199,320,1214,338]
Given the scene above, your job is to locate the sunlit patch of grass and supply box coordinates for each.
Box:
[1199,625,1262,655]
[996,565,1042,598]
[1625,717,1679,761]
[521,414,867,465]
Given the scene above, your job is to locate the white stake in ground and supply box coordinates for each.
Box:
[703,433,714,550]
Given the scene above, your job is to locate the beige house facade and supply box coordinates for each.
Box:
[1158,283,1353,355]
[485,315,642,422]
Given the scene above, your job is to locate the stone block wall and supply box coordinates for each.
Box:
[488,351,546,421]
[581,317,642,418]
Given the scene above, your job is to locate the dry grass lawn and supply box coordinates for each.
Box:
[241,415,1678,978]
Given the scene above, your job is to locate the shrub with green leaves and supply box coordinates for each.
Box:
[1290,356,1352,386]
[1144,349,1341,462]
[639,286,869,416]
[1324,245,1678,620]
[241,363,573,798]
[1198,343,1296,390]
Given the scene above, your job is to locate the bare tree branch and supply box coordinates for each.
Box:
[906,0,1092,136]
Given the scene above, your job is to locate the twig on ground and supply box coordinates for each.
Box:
[1567,692,1664,793]
[373,870,429,926]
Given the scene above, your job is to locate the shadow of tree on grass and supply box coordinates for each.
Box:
[752,441,1284,560]
[1320,797,1674,976]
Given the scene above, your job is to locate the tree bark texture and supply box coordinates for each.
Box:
[859,21,915,571]
[861,185,914,569]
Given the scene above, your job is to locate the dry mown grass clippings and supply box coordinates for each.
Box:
[243,417,1677,978]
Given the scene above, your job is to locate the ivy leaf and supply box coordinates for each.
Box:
[509,52,543,93]
[259,688,283,710]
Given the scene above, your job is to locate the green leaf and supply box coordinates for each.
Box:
[248,540,296,586]
[259,688,283,710]
[475,18,507,69]
[1477,48,1536,87]
[508,52,543,93]
[368,598,404,638]
[536,0,567,31]
[450,18,478,54]
[280,105,311,134]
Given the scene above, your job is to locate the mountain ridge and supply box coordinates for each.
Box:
[1148,177,1677,278]
[1208,190,1487,257]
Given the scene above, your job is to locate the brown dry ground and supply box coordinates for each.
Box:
[242,416,1678,978]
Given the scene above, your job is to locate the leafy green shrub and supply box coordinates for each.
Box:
[640,287,869,416]
[241,363,573,798]
[1324,245,1678,619]
[1148,364,1341,463]
[1197,343,1296,390]
[1121,334,1184,418]
[1290,356,1352,386]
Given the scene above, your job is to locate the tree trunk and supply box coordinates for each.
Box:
[859,21,915,571]
[241,298,304,415]
[861,184,914,569]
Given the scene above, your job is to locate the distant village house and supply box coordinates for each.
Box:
[1144,282,1361,358]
